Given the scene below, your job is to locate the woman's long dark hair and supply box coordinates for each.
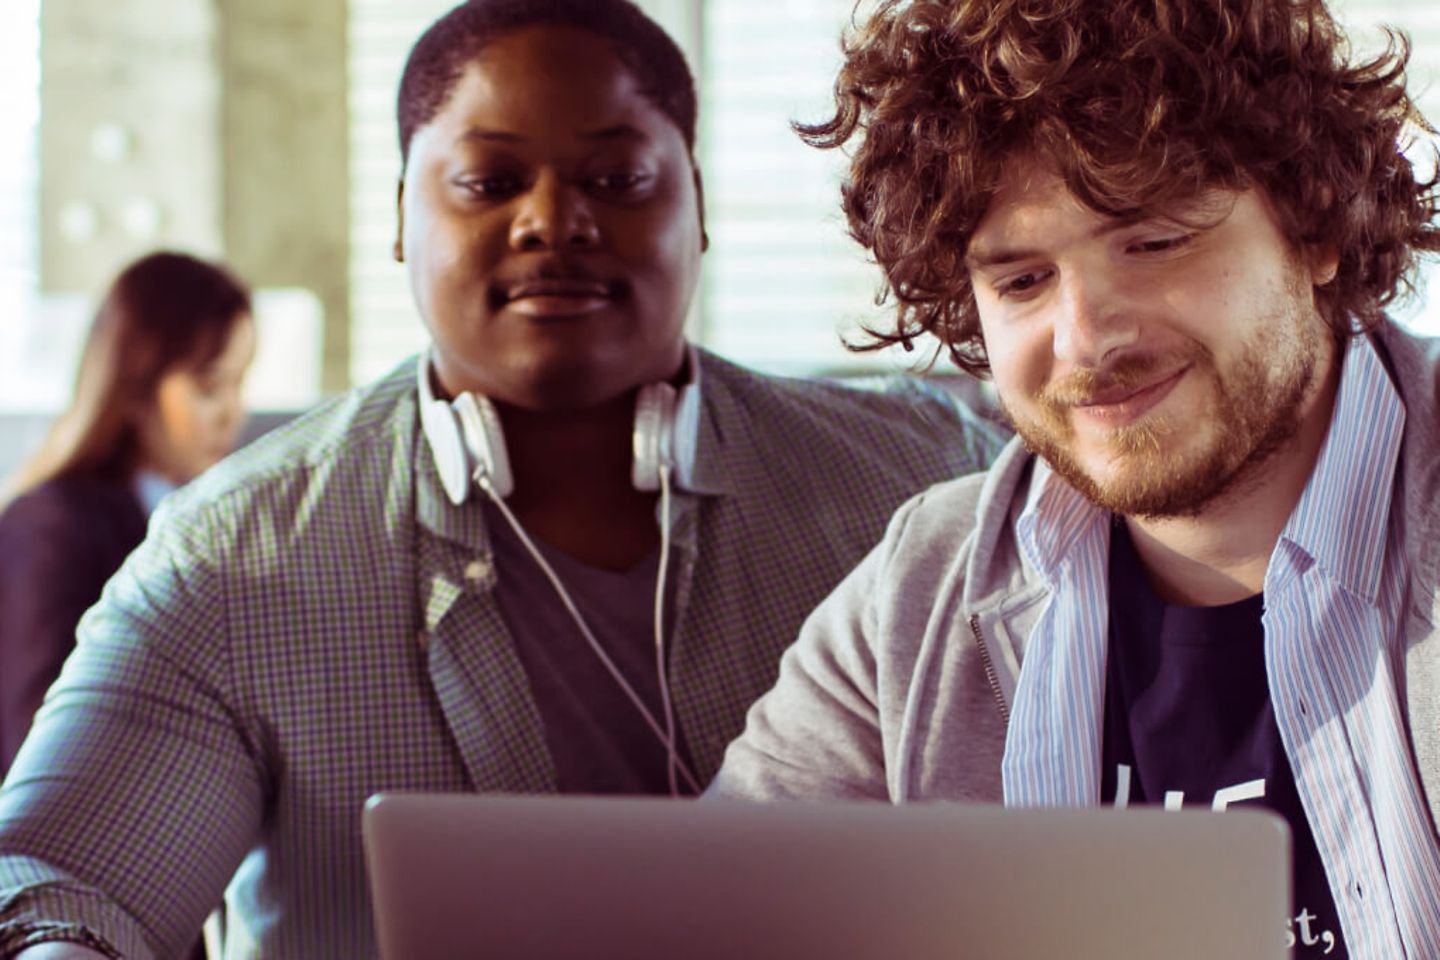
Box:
[2,251,251,505]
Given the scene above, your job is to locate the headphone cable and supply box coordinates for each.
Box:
[654,463,681,797]
[476,467,702,796]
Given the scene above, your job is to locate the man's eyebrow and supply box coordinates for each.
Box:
[457,128,525,144]
[453,125,649,145]
[582,124,648,142]
[965,217,1145,269]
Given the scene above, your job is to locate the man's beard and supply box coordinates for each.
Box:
[1003,275,1328,520]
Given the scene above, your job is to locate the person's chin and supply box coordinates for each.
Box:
[495,366,633,412]
[1079,437,1236,518]
[1085,437,1182,487]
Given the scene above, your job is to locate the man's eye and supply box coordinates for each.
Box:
[1130,234,1193,254]
[591,172,650,193]
[458,176,524,198]
[996,269,1050,299]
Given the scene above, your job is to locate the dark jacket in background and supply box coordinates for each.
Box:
[0,473,147,772]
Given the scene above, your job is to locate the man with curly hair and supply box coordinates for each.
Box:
[711,0,1440,955]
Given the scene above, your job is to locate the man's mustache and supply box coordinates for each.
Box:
[1040,348,1203,411]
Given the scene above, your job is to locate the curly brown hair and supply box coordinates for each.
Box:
[805,0,1440,376]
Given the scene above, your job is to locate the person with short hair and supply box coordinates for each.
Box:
[0,251,254,774]
[0,1,1001,956]
[710,1,1440,956]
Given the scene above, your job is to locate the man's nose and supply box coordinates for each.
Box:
[508,171,600,251]
[1051,268,1140,368]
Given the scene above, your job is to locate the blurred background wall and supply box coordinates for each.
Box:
[2,0,1439,478]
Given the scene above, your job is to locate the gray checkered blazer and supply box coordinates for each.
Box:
[0,349,1003,959]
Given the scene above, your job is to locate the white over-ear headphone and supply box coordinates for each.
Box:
[418,355,689,504]
[416,354,701,794]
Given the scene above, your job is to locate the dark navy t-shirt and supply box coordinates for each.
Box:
[1101,521,1345,958]
[484,502,696,796]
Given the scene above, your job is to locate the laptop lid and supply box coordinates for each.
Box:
[363,793,1290,960]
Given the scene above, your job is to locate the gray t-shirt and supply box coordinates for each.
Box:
[483,502,695,795]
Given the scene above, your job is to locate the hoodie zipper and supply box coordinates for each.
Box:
[969,614,1010,725]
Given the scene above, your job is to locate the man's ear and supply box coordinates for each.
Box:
[692,162,709,253]
[1308,244,1339,286]
[393,177,406,263]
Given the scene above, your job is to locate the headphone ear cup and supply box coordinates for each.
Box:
[417,356,476,506]
[419,395,473,506]
[632,383,677,492]
[454,393,515,498]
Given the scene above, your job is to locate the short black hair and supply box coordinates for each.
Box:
[397,0,697,165]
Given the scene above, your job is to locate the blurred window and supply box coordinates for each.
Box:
[346,0,456,387]
[1334,0,1440,335]
[4,0,1439,413]
[698,0,906,374]
[0,0,42,411]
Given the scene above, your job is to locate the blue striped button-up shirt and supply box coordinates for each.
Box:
[1001,334,1440,958]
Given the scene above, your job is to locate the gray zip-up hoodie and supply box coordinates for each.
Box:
[709,322,1440,840]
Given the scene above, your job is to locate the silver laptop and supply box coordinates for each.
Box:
[363,793,1290,960]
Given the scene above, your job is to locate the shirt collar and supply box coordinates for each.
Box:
[1278,333,1405,605]
[1015,456,1108,581]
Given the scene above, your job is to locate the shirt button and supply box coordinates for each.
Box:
[464,558,492,582]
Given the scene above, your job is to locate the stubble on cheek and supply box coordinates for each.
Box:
[1001,307,1320,520]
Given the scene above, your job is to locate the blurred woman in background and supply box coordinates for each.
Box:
[0,250,254,774]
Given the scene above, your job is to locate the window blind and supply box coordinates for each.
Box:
[347,0,457,387]
[699,0,902,374]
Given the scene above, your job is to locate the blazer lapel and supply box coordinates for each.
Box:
[413,429,557,794]
[418,528,558,793]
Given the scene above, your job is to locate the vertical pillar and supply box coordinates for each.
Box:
[39,0,224,291]
[218,0,351,394]
[39,0,351,396]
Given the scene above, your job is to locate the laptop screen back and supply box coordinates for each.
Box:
[363,793,1290,960]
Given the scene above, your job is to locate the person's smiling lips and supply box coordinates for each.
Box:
[1071,364,1191,427]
